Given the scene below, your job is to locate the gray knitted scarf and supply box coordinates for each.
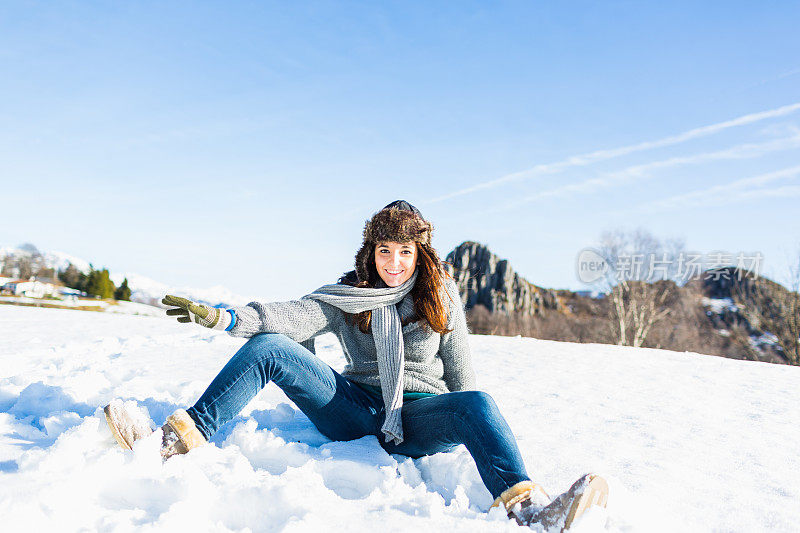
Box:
[302,269,418,445]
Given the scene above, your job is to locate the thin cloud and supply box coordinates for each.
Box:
[423,101,800,205]
[628,165,800,213]
[719,184,800,204]
[477,133,800,215]
[739,66,800,93]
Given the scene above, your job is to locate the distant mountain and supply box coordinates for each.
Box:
[0,246,92,274]
[444,240,798,366]
[444,241,561,315]
[690,267,797,364]
[103,270,251,308]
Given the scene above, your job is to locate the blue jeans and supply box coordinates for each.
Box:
[186,333,530,499]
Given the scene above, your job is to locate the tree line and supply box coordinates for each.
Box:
[1,243,131,301]
[58,263,131,301]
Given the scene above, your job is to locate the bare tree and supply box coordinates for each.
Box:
[787,249,800,364]
[1,255,34,280]
[593,228,685,348]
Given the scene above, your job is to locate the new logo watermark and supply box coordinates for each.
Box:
[575,248,764,285]
[576,248,609,284]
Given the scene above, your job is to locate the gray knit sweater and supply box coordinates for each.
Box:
[227,277,476,394]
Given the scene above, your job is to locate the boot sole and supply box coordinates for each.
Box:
[103,404,133,451]
[562,474,609,531]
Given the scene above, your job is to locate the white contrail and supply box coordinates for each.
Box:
[723,184,800,203]
[477,134,800,215]
[423,101,800,204]
[629,165,800,212]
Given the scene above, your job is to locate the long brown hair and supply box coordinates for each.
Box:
[337,204,456,335]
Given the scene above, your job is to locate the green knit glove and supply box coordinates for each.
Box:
[162,295,232,331]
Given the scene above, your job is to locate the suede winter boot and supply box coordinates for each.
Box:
[524,473,609,532]
[159,409,207,460]
[103,400,207,460]
[491,480,553,526]
[103,399,154,450]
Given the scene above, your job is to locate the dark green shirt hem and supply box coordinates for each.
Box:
[352,381,436,402]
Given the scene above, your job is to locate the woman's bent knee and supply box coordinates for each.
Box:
[228,333,296,372]
[458,390,496,407]
[239,333,296,357]
[243,332,291,348]
[453,390,500,419]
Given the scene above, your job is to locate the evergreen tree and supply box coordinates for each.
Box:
[114,278,132,301]
[85,267,116,299]
[58,263,87,291]
[84,268,100,297]
[99,269,116,299]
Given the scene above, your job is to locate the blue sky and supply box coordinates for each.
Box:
[1,1,799,301]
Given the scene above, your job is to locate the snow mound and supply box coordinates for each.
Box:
[1,305,798,532]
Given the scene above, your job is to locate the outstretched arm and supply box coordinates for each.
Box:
[226,297,341,341]
[439,278,477,391]
[162,293,341,342]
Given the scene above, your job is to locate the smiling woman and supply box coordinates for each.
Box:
[106,199,608,532]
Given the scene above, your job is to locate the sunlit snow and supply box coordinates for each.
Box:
[1,306,797,532]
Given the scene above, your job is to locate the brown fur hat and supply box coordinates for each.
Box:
[353,201,434,284]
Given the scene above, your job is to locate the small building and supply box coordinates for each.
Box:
[2,279,58,298]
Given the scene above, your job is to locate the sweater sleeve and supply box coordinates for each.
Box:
[439,278,477,392]
[226,296,340,341]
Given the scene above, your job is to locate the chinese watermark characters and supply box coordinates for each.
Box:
[576,248,763,285]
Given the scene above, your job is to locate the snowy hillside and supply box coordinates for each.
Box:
[105,270,252,308]
[0,246,251,307]
[0,246,93,274]
[1,306,798,532]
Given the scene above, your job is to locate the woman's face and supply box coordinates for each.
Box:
[374,241,418,287]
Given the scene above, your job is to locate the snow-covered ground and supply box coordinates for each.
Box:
[0,296,165,317]
[0,306,798,532]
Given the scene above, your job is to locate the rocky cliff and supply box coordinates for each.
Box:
[692,267,798,364]
[443,241,561,316]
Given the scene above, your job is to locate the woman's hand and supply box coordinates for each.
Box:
[162,294,232,331]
